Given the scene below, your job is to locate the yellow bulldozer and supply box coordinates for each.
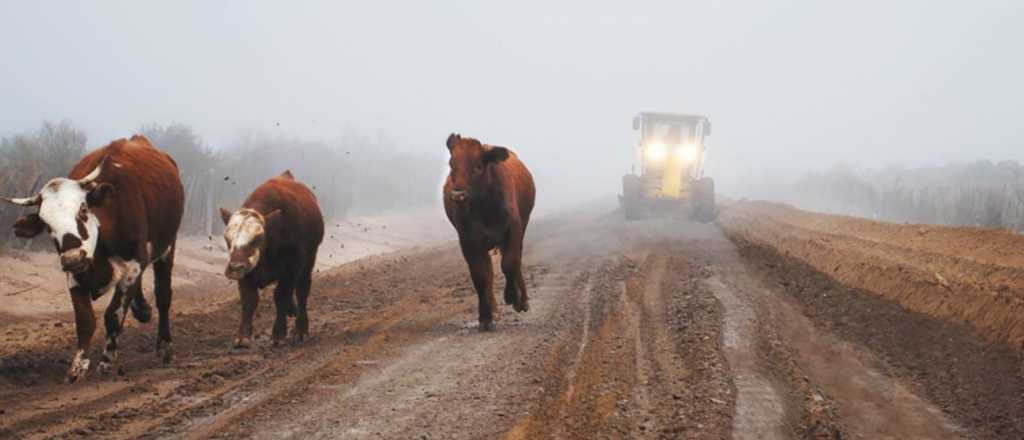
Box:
[620,112,716,222]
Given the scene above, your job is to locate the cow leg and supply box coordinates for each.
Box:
[130,286,153,324]
[99,279,140,373]
[502,252,517,307]
[153,247,174,364]
[502,226,530,313]
[235,278,259,349]
[272,272,298,345]
[294,259,315,343]
[462,244,496,332]
[68,288,96,383]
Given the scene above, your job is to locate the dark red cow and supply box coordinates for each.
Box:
[4,135,184,382]
[443,134,536,331]
[219,170,324,348]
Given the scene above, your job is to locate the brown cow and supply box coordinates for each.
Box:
[443,134,536,331]
[219,170,324,348]
[3,135,185,382]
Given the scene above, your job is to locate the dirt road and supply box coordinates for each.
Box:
[1,204,1021,439]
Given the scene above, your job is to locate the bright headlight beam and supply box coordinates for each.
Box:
[678,143,699,162]
[646,142,667,161]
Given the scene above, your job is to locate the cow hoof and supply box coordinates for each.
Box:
[97,360,113,375]
[478,322,497,332]
[158,343,174,364]
[67,358,91,384]
[514,300,530,313]
[98,350,116,375]
[232,337,252,351]
[503,290,516,306]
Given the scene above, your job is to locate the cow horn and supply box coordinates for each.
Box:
[1,194,42,206]
[77,158,106,186]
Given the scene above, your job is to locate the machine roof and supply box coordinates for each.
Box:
[637,112,709,123]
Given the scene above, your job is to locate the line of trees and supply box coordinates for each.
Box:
[1,120,443,248]
[781,162,1024,232]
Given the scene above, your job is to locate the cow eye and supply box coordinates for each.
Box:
[77,204,88,222]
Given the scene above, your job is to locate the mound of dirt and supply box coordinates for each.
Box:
[720,201,1024,351]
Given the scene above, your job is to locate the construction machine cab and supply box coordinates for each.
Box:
[621,112,716,221]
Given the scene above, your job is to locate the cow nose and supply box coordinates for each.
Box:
[450,190,467,202]
[60,249,90,273]
[225,262,248,279]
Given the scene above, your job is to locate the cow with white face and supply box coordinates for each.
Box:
[220,170,324,349]
[10,164,106,273]
[4,135,184,383]
[222,208,279,280]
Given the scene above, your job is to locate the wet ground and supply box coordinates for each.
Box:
[1,205,1020,439]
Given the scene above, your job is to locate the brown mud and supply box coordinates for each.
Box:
[0,204,1018,439]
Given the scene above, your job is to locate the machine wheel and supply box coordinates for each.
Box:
[621,174,644,221]
[691,177,717,223]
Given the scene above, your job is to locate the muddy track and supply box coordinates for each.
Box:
[0,248,476,439]
[1,206,1020,439]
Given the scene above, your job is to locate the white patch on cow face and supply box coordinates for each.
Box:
[36,178,100,260]
[224,209,265,268]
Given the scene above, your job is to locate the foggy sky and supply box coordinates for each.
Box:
[2,1,1022,208]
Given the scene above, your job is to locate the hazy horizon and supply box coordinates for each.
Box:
[2,1,1022,209]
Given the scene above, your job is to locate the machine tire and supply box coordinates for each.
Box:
[621,174,644,221]
[692,177,717,223]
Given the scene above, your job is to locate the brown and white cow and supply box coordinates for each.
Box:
[3,135,184,382]
[443,134,536,331]
[219,170,324,348]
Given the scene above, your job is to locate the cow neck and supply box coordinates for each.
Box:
[466,174,507,225]
[72,252,115,300]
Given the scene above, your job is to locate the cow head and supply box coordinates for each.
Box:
[445,133,510,204]
[220,207,280,280]
[3,161,112,274]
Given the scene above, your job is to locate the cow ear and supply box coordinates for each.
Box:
[446,133,459,151]
[13,214,46,238]
[263,210,282,230]
[219,208,233,225]
[86,183,114,207]
[483,146,510,163]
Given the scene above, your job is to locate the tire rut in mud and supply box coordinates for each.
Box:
[511,246,733,440]
[699,232,966,440]
[213,258,565,440]
[0,248,473,440]
[731,235,1024,440]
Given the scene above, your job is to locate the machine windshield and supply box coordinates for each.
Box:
[645,120,694,145]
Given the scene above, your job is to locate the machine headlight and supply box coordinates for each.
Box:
[646,142,667,161]
[677,143,699,162]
